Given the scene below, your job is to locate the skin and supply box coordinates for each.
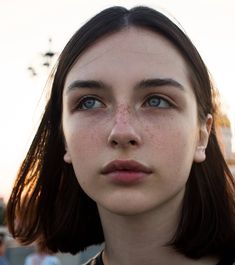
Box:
[62,28,214,265]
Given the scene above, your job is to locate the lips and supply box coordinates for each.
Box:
[101,160,152,184]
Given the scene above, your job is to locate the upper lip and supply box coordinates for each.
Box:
[101,160,153,174]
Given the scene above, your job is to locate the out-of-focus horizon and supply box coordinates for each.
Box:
[1,0,235,201]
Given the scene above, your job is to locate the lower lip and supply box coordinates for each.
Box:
[104,171,150,184]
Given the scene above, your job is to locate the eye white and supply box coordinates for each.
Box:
[79,97,103,110]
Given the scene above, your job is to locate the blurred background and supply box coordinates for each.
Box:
[0,0,235,264]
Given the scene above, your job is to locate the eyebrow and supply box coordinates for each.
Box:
[66,78,184,94]
[66,80,108,93]
[136,78,184,90]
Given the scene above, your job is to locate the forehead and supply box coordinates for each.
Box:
[65,27,190,89]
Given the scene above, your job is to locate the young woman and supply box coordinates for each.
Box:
[7,6,235,265]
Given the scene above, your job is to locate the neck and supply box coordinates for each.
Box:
[97,192,218,265]
[98,191,182,265]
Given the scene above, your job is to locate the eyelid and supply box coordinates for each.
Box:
[73,94,105,111]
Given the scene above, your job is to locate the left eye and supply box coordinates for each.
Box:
[77,96,104,110]
[144,95,171,108]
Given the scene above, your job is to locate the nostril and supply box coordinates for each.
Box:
[110,139,137,147]
[130,140,137,145]
[112,140,118,146]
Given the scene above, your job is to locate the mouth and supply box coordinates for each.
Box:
[101,160,153,184]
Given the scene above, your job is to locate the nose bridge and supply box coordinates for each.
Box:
[114,103,132,125]
[108,103,142,148]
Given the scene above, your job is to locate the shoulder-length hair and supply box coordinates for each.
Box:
[7,5,235,258]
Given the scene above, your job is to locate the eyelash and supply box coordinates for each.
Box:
[143,94,173,108]
[75,94,173,111]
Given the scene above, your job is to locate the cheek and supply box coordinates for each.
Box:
[144,123,196,197]
[64,124,104,191]
[67,125,103,160]
[63,114,107,182]
[146,113,197,146]
[144,118,198,168]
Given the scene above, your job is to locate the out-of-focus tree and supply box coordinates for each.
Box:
[28,38,57,78]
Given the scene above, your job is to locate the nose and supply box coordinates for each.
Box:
[107,106,142,149]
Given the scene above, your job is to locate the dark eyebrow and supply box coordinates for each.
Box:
[66,80,108,94]
[66,78,184,94]
[136,78,184,90]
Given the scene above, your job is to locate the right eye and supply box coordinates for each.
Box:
[76,96,104,110]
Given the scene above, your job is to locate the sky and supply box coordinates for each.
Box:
[0,0,235,201]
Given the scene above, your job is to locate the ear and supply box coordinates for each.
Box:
[194,114,213,163]
[63,144,72,164]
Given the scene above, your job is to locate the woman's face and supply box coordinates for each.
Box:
[62,28,210,216]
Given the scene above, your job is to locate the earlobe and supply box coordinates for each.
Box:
[194,114,213,163]
[63,144,72,163]
[64,151,72,163]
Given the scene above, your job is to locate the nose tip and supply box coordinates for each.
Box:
[107,119,142,148]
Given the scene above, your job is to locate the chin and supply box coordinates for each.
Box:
[99,200,160,217]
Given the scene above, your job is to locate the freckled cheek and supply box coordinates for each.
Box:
[143,121,193,156]
[143,122,195,185]
[64,119,106,194]
[65,120,105,158]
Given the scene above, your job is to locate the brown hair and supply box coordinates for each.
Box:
[7,6,235,258]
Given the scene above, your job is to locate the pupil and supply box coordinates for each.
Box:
[149,97,160,106]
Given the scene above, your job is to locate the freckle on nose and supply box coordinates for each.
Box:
[117,104,131,113]
[115,104,131,121]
